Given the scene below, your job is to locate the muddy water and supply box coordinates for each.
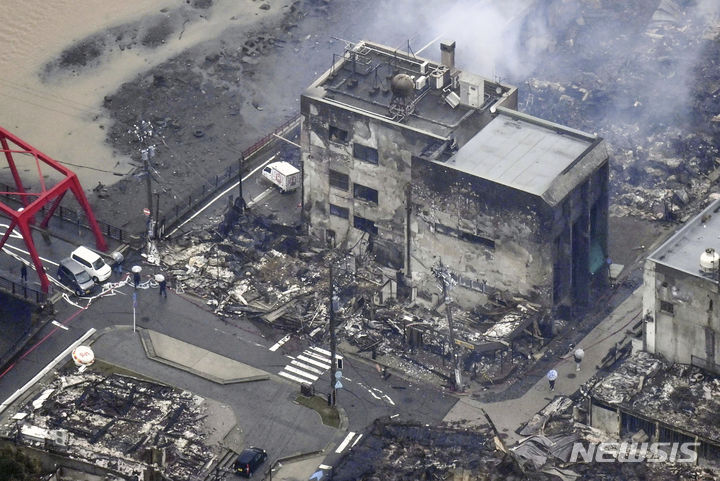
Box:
[0,0,285,188]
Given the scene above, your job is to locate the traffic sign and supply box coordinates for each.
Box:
[335,370,342,379]
[334,380,343,390]
[143,208,151,216]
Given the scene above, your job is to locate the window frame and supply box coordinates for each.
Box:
[353,182,379,204]
[353,215,378,235]
[329,169,349,191]
[329,203,349,219]
[353,143,379,165]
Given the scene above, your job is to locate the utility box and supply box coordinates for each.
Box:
[262,161,300,193]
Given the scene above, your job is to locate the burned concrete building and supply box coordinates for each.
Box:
[301,40,609,311]
[643,198,720,373]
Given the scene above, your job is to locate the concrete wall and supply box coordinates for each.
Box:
[410,158,553,307]
[591,401,620,437]
[643,264,720,370]
[302,96,445,271]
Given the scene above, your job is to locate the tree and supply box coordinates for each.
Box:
[0,445,41,481]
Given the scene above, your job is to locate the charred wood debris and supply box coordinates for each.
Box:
[521,0,720,222]
[3,369,215,481]
[161,205,545,388]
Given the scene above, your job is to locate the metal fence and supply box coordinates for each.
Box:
[157,114,301,238]
[0,114,301,243]
[0,273,47,304]
[0,183,129,243]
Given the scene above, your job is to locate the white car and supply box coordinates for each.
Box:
[70,245,112,283]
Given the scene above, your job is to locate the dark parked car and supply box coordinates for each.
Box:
[233,447,267,478]
[57,258,95,296]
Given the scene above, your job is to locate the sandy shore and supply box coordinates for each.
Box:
[0,0,291,190]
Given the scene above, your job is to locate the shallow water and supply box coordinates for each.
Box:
[0,0,282,188]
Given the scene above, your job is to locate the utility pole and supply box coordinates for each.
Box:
[329,264,337,406]
[435,259,462,390]
[238,155,246,211]
[142,149,153,238]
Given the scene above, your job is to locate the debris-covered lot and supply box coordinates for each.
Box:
[2,366,222,480]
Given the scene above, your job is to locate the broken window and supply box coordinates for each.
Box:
[353,143,379,165]
[329,203,349,219]
[660,300,674,315]
[329,169,349,191]
[353,215,378,234]
[434,222,495,249]
[459,230,495,249]
[353,183,378,204]
[329,125,348,143]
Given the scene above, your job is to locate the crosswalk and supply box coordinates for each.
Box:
[278,346,343,384]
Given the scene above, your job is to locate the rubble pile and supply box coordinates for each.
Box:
[3,368,215,480]
[161,208,546,386]
[162,210,382,332]
[521,1,720,221]
[331,419,527,481]
[593,351,720,442]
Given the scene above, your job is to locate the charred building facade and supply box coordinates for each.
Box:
[301,40,609,310]
[644,198,720,373]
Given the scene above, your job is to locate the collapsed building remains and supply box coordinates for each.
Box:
[643,198,720,373]
[1,367,221,480]
[589,351,720,466]
[301,40,609,313]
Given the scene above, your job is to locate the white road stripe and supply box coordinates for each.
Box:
[284,365,318,381]
[279,371,308,384]
[291,360,323,375]
[310,346,343,359]
[304,350,332,364]
[51,320,69,331]
[319,464,332,470]
[269,334,290,352]
[383,395,395,406]
[351,433,363,448]
[335,432,356,453]
[167,153,278,236]
[297,355,330,370]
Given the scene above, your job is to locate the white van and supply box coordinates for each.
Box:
[70,246,112,283]
[261,161,300,193]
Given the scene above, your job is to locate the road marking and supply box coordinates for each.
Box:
[335,432,356,453]
[51,321,68,331]
[2,243,59,266]
[383,395,395,406]
[310,346,343,359]
[351,433,363,448]
[246,187,273,208]
[269,334,291,352]
[318,464,332,470]
[305,350,332,364]
[297,355,330,370]
[291,360,323,375]
[279,371,308,384]
[167,153,277,236]
[284,365,319,381]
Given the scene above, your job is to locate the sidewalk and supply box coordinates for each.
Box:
[443,285,643,444]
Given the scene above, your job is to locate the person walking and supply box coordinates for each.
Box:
[133,271,141,289]
[158,277,167,298]
[574,348,585,371]
[547,369,558,391]
[20,262,27,283]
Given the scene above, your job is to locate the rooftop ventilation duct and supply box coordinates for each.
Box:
[440,40,456,70]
